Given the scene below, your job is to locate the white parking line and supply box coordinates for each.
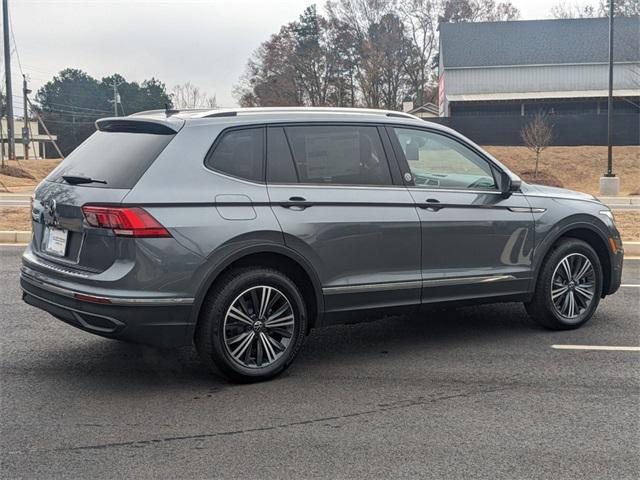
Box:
[620,284,640,287]
[552,344,640,352]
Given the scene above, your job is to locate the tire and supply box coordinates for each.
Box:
[525,238,602,330]
[195,267,307,382]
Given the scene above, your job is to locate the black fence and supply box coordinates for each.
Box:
[427,113,639,146]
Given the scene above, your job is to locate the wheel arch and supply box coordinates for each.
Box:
[189,244,324,338]
[533,221,613,297]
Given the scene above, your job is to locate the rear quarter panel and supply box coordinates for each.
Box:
[123,121,285,298]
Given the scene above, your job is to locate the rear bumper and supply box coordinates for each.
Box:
[20,270,195,348]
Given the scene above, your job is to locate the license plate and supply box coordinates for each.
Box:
[44,227,68,257]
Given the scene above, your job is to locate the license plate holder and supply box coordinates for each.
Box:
[44,227,68,257]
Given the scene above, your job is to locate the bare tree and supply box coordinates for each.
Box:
[597,0,640,16]
[521,112,553,178]
[398,0,439,106]
[234,26,303,107]
[235,0,521,109]
[171,82,218,109]
[550,2,596,18]
[440,0,520,22]
[551,0,639,17]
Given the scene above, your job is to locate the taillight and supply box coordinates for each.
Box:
[82,206,171,238]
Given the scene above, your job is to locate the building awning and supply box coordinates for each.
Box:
[446,89,640,102]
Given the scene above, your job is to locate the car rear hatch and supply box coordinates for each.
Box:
[30,117,182,274]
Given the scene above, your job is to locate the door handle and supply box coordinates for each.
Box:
[419,198,443,210]
[282,196,309,210]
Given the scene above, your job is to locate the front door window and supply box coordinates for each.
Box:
[392,128,497,191]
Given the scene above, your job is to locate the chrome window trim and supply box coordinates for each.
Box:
[322,274,519,295]
[408,187,525,196]
[323,280,422,295]
[508,207,547,213]
[268,183,410,192]
[422,274,517,288]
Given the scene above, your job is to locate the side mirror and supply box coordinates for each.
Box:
[501,172,522,198]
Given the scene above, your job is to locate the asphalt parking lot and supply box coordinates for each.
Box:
[1,245,638,479]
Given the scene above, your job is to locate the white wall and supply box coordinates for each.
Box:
[444,62,639,95]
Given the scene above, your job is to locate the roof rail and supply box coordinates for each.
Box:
[203,111,238,118]
[130,108,212,117]
[196,107,419,119]
[386,112,415,119]
[130,107,420,120]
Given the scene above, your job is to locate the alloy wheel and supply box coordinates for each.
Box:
[550,253,596,321]
[223,286,295,368]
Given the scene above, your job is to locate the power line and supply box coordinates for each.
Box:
[27,97,65,159]
[12,95,112,114]
[38,109,104,117]
[39,119,96,125]
[8,9,24,76]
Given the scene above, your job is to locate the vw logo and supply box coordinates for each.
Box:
[44,199,59,226]
[45,199,57,216]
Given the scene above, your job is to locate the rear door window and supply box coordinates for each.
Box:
[205,127,264,182]
[283,125,392,186]
[47,131,175,189]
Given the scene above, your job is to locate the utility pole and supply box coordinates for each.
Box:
[2,0,16,162]
[23,75,31,159]
[28,97,64,159]
[606,0,614,177]
[600,0,619,195]
[112,79,121,116]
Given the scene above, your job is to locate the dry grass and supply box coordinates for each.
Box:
[0,165,35,180]
[2,147,638,196]
[0,207,31,231]
[518,171,564,188]
[612,210,640,243]
[0,159,61,192]
[485,146,640,196]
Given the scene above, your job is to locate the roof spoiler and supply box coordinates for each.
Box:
[95,117,184,134]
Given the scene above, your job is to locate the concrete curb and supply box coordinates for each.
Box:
[599,197,640,206]
[624,241,640,257]
[0,195,32,201]
[0,231,31,244]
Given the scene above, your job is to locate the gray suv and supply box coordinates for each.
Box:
[21,108,623,382]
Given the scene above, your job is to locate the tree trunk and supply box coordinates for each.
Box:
[535,152,540,178]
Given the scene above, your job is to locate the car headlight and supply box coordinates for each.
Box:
[599,210,615,222]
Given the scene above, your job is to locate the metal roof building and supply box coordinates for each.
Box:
[438,16,640,117]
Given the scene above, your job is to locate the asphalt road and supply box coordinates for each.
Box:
[1,246,639,479]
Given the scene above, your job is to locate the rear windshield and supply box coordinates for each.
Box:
[47,130,175,189]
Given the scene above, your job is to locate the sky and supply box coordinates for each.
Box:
[2,0,564,114]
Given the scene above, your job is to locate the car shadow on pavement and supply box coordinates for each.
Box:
[297,302,544,366]
[23,301,542,390]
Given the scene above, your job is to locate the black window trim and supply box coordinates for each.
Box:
[203,125,267,184]
[265,121,401,188]
[267,125,302,183]
[384,124,503,192]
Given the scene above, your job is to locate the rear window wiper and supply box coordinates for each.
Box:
[61,175,108,185]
